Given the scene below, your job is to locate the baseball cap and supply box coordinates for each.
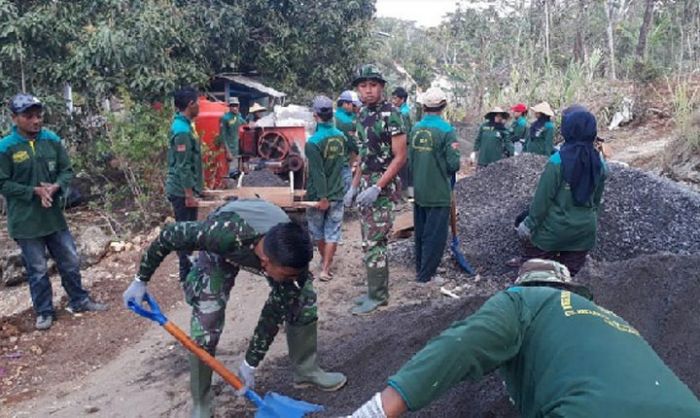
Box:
[514,258,592,300]
[338,90,362,107]
[511,103,527,113]
[312,95,333,114]
[9,93,43,114]
[422,87,447,108]
[228,97,240,105]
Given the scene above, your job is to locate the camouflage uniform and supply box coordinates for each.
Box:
[353,100,405,314]
[136,200,316,365]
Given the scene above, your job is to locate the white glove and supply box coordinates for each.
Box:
[470,151,476,164]
[344,186,358,207]
[122,278,147,308]
[237,360,256,394]
[349,392,387,418]
[356,185,381,208]
[516,221,531,241]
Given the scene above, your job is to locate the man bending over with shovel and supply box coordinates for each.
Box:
[349,259,700,418]
[123,199,346,417]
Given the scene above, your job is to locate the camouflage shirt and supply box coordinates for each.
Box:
[357,100,405,174]
[136,200,314,366]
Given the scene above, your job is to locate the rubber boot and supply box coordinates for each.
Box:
[286,321,347,391]
[351,266,389,315]
[353,294,369,305]
[189,354,213,418]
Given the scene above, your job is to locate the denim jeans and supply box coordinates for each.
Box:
[341,164,353,193]
[168,195,199,281]
[15,229,89,316]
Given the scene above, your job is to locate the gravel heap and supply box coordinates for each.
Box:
[240,169,289,187]
[394,154,700,279]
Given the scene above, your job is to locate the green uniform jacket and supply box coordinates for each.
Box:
[334,108,359,162]
[409,114,460,207]
[219,111,244,156]
[525,120,555,156]
[136,199,314,367]
[165,113,203,197]
[388,286,700,417]
[0,127,72,239]
[305,122,346,202]
[524,152,606,252]
[358,100,405,192]
[509,116,528,143]
[473,122,511,166]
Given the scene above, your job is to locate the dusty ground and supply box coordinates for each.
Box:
[1,118,698,417]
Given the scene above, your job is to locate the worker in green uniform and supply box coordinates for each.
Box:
[218,97,245,175]
[349,258,700,418]
[472,107,512,167]
[0,94,108,330]
[409,87,460,283]
[517,108,606,275]
[509,103,529,155]
[165,86,203,281]
[335,90,362,193]
[344,64,406,315]
[525,101,555,156]
[306,96,346,280]
[122,199,346,418]
[392,87,413,197]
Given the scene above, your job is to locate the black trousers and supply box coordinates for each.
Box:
[414,204,450,282]
[168,195,199,281]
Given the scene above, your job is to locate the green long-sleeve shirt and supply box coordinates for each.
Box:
[409,114,460,207]
[305,122,345,202]
[165,113,203,197]
[0,127,72,239]
[525,120,555,156]
[136,199,315,367]
[334,107,359,161]
[509,116,528,143]
[218,111,244,156]
[389,286,700,417]
[399,102,412,135]
[473,122,511,166]
[524,152,606,252]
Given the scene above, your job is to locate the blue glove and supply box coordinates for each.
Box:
[122,278,147,308]
[343,186,358,207]
[237,360,256,395]
[356,185,381,208]
[516,221,531,241]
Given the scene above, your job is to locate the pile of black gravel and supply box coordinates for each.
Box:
[394,154,700,280]
[240,169,289,187]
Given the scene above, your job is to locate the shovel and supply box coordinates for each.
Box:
[128,293,324,418]
[450,175,476,275]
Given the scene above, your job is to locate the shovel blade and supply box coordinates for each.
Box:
[451,236,476,275]
[254,392,324,418]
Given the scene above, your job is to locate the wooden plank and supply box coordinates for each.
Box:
[392,211,414,238]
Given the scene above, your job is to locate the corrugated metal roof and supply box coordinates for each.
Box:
[215,74,286,98]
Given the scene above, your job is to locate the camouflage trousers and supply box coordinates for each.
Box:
[182,251,317,358]
[359,174,399,269]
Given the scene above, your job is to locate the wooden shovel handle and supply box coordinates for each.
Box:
[450,193,458,239]
[163,321,245,391]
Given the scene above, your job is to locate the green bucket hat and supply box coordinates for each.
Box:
[352,64,386,87]
[514,259,592,300]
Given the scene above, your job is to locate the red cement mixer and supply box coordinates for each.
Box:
[195,97,306,189]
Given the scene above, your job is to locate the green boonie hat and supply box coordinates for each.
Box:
[514,259,592,300]
[352,64,386,87]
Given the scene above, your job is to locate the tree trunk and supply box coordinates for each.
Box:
[605,1,617,80]
[574,0,588,62]
[544,0,551,66]
[636,0,654,60]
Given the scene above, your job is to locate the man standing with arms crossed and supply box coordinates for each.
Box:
[344,65,407,315]
[166,86,203,282]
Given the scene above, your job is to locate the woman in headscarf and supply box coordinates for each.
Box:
[516,107,606,275]
[525,102,555,156]
[471,107,512,167]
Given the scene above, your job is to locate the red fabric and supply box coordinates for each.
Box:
[511,103,527,113]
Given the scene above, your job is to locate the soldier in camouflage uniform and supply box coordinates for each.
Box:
[344,64,407,315]
[123,199,346,418]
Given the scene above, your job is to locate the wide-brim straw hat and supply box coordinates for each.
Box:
[249,103,267,113]
[485,106,510,119]
[530,102,554,117]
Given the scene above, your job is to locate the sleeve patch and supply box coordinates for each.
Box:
[176,144,187,152]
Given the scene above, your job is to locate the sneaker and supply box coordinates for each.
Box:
[35,315,53,330]
[67,298,109,314]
